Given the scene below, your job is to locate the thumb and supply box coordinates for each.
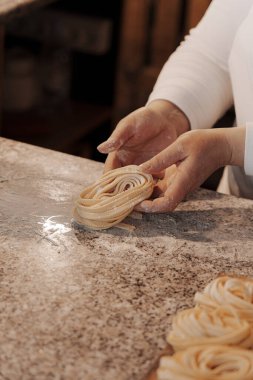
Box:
[97,118,135,153]
[140,141,185,174]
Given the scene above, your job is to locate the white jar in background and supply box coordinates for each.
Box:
[4,48,40,112]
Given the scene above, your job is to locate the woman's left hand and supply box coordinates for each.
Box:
[137,127,245,213]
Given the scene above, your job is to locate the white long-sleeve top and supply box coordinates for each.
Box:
[148,0,253,198]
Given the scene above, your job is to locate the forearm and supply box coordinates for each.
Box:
[148,51,233,131]
[148,0,253,130]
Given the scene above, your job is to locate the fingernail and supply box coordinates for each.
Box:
[136,200,152,212]
[97,139,115,153]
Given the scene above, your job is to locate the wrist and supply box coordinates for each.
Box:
[147,100,190,136]
[218,127,245,167]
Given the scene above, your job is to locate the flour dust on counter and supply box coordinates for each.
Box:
[1,138,253,380]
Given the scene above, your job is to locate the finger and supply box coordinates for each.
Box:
[165,164,177,177]
[136,187,183,213]
[151,183,165,199]
[137,160,194,212]
[97,119,135,153]
[152,170,166,179]
[153,160,197,212]
[151,168,177,198]
[135,197,174,213]
[103,152,122,172]
[140,140,185,174]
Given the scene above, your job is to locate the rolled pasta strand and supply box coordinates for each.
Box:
[73,165,154,230]
[157,345,253,380]
[167,305,253,351]
[194,276,253,323]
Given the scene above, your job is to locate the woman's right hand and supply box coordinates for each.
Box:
[97,100,190,172]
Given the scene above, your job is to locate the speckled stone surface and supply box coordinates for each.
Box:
[0,0,54,22]
[0,137,253,380]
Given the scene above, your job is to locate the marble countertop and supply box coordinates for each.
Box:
[1,137,253,380]
[0,0,54,21]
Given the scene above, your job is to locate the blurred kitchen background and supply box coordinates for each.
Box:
[0,0,234,188]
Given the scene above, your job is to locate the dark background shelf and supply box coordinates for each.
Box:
[2,102,112,156]
[2,0,123,158]
[1,0,230,191]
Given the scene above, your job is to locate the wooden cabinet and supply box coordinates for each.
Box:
[113,0,211,123]
[0,0,121,159]
[0,0,212,159]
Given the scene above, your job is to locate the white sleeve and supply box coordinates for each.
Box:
[148,0,253,130]
[245,123,253,175]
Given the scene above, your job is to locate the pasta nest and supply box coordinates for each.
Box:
[157,345,253,380]
[74,165,154,230]
[168,305,253,351]
[194,276,253,323]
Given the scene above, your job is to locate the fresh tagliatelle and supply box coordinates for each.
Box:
[194,276,253,323]
[157,345,253,380]
[156,275,253,380]
[167,305,253,351]
[73,165,154,230]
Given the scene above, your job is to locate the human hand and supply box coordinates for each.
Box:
[137,127,245,213]
[97,100,190,171]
